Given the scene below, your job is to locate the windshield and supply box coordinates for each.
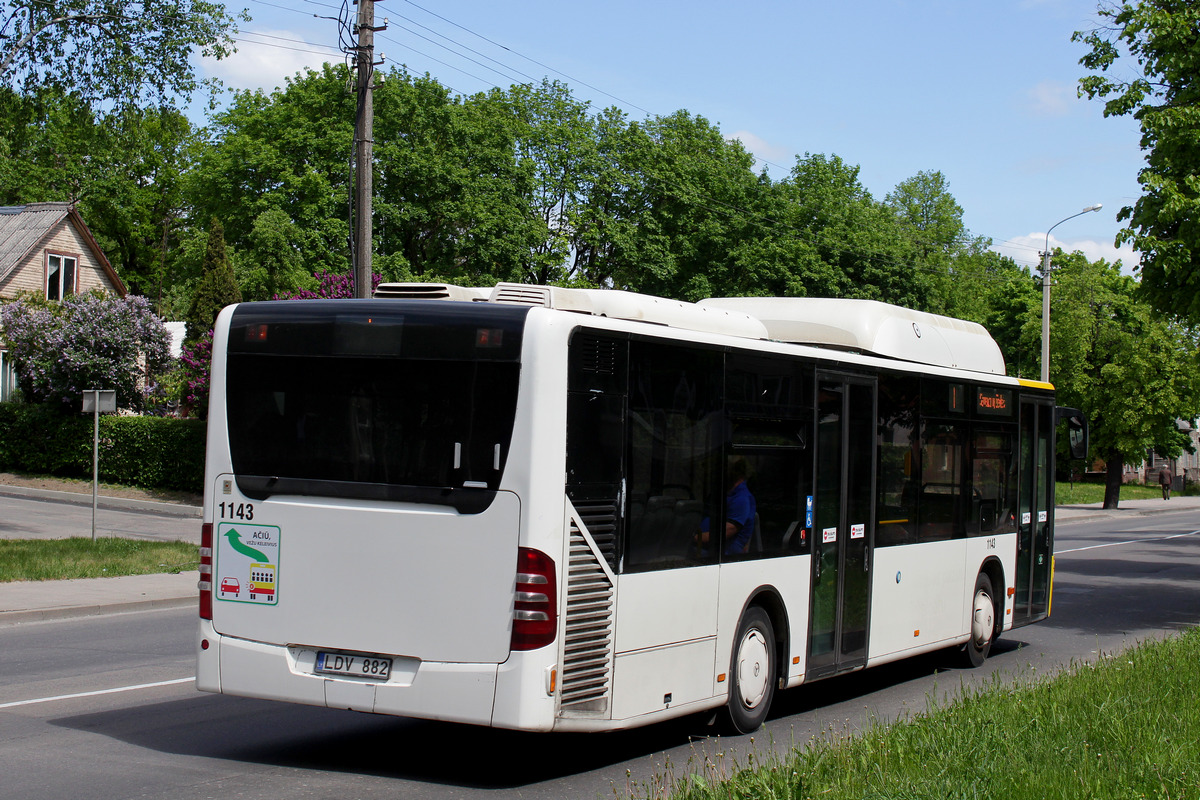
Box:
[224,301,528,511]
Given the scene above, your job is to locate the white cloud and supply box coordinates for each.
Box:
[200,31,339,93]
[993,233,1141,275]
[1026,80,1077,118]
[726,130,793,172]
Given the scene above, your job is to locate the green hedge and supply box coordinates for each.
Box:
[0,404,206,493]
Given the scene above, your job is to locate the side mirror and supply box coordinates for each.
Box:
[1056,407,1089,460]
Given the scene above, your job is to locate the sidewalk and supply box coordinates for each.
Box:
[1054,493,1200,522]
[2,490,1199,626]
[0,572,196,623]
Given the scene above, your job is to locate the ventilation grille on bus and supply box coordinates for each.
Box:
[577,335,619,377]
[575,500,618,569]
[490,283,554,307]
[373,283,489,301]
[559,512,616,714]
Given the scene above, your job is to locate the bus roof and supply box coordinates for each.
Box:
[373,282,1007,375]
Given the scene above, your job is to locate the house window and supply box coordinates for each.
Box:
[46,253,77,300]
[0,349,15,402]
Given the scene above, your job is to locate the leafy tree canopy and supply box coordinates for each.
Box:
[185,217,240,342]
[1074,1,1200,320]
[1041,250,1200,506]
[0,0,240,111]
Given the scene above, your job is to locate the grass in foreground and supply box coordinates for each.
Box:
[0,538,197,582]
[636,628,1200,799]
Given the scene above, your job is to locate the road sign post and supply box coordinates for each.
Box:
[81,389,116,542]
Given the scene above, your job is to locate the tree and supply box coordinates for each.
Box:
[373,71,531,286]
[500,79,600,285]
[189,64,357,283]
[884,169,996,319]
[601,110,764,301]
[185,217,240,342]
[0,87,203,308]
[81,105,202,305]
[1,0,239,111]
[236,208,312,301]
[0,85,98,204]
[1074,2,1200,320]
[0,290,170,410]
[1039,251,1200,507]
[757,153,931,308]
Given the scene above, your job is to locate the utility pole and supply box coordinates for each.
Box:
[353,0,375,299]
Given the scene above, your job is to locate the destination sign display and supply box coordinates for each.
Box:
[976,388,1013,416]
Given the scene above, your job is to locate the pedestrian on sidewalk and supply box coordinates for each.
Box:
[1158,464,1173,500]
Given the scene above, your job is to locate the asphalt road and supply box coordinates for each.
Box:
[1,510,1197,799]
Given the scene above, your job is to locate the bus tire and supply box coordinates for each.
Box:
[962,572,996,667]
[724,606,776,734]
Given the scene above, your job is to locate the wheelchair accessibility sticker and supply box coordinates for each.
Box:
[215,522,280,605]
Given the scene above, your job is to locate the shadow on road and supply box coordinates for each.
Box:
[48,639,1031,790]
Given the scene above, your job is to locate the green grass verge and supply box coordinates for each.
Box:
[1056,481,1195,505]
[0,538,197,582]
[641,628,1200,799]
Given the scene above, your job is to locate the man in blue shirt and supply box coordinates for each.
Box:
[698,457,757,556]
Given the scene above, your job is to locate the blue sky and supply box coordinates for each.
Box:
[195,0,1143,274]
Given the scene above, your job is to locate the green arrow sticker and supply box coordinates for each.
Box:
[224,528,270,563]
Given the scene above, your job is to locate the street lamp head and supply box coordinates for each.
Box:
[1083,203,1103,213]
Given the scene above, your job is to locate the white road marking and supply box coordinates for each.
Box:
[1058,529,1200,555]
[0,677,194,709]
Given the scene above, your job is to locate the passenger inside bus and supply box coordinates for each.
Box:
[696,457,757,556]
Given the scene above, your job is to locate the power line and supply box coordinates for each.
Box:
[230,0,1051,282]
[376,26,527,88]
[398,0,654,117]
[231,34,341,58]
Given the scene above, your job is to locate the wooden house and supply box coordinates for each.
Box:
[0,202,127,401]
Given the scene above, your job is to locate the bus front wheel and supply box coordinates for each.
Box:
[724,606,776,734]
[962,573,996,667]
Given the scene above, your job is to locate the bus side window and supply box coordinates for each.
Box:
[919,422,967,542]
[876,375,919,547]
[724,354,813,561]
[623,340,723,572]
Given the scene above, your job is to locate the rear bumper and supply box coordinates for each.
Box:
[196,620,502,727]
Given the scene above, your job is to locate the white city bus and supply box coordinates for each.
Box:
[196,282,1081,733]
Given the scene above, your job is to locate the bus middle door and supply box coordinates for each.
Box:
[808,374,877,679]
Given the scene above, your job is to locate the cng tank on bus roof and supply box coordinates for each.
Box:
[697,296,1007,375]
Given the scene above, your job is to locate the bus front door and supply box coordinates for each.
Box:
[808,375,876,679]
[1015,398,1054,625]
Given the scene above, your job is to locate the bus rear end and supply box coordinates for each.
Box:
[196,300,551,728]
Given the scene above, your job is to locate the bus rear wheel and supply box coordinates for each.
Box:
[724,606,776,734]
[962,573,996,667]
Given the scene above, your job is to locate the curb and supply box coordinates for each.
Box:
[0,595,194,625]
[0,484,201,519]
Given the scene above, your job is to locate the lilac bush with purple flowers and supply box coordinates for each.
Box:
[177,330,212,419]
[0,291,171,411]
[274,269,381,300]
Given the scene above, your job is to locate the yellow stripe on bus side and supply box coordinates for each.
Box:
[1018,378,1055,390]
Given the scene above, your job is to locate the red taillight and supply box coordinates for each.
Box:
[511,548,557,651]
[199,523,213,620]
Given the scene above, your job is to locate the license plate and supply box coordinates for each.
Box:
[315,651,392,680]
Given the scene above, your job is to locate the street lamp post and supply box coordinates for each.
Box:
[1040,203,1103,383]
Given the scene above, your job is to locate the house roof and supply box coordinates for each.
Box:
[0,202,127,297]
